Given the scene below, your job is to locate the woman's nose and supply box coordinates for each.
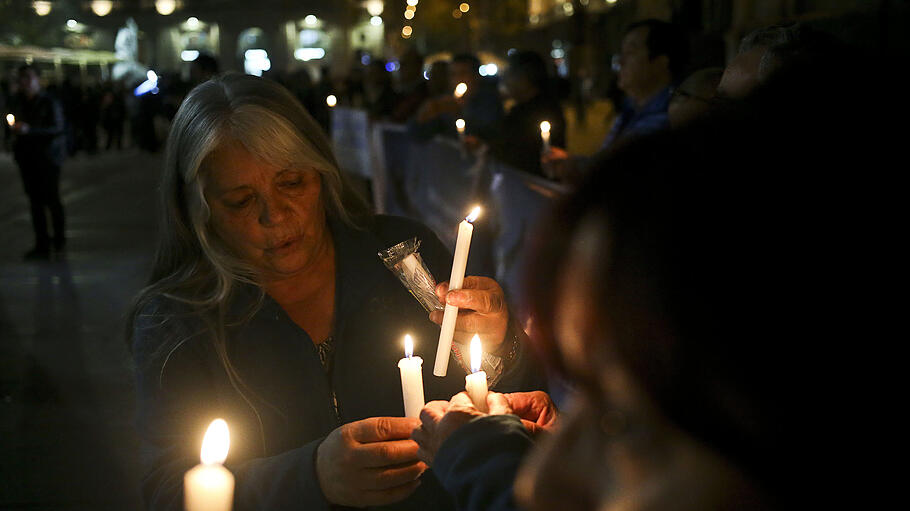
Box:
[258,195,289,226]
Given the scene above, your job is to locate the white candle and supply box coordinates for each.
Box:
[398,334,426,418]
[6,114,14,127]
[454,82,468,99]
[434,206,482,376]
[185,419,234,511]
[455,118,466,141]
[464,334,488,413]
[326,95,337,108]
[539,121,551,152]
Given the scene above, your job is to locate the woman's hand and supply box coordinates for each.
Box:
[430,276,509,354]
[504,391,559,435]
[412,392,512,465]
[316,417,427,507]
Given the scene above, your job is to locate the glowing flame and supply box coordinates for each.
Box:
[404,334,414,358]
[6,114,14,126]
[470,334,482,373]
[539,120,551,134]
[200,419,230,465]
[33,1,52,16]
[326,95,337,107]
[454,82,468,98]
[465,206,481,223]
[455,118,465,131]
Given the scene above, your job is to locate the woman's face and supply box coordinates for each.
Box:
[202,141,330,278]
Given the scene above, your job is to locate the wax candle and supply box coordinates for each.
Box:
[6,114,14,127]
[326,95,337,108]
[454,82,468,99]
[464,334,489,412]
[539,121,551,152]
[185,419,234,511]
[455,118,466,141]
[434,206,482,376]
[398,334,426,418]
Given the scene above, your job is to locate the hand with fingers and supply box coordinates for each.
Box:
[429,276,509,355]
[412,392,515,466]
[503,391,559,436]
[316,417,427,507]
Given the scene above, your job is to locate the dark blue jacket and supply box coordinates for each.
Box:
[132,215,544,511]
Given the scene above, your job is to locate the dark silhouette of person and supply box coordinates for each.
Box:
[8,64,67,259]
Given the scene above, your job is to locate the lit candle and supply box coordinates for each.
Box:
[454,82,467,99]
[326,95,337,108]
[398,334,426,418]
[455,118,465,141]
[185,419,234,511]
[6,114,14,127]
[434,206,481,376]
[464,334,488,412]
[539,121,551,152]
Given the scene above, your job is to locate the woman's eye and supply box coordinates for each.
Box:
[226,196,253,208]
[280,178,303,188]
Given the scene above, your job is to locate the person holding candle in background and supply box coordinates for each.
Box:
[409,53,504,143]
[129,73,543,511]
[467,50,565,178]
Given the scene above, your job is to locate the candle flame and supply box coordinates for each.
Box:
[200,418,230,465]
[404,334,414,358]
[326,95,337,107]
[454,82,468,98]
[470,334,482,373]
[455,118,465,130]
[465,206,481,223]
[539,120,550,134]
[6,114,14,126]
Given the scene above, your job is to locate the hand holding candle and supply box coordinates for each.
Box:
[398,334,425,418]
[434,206,481,376]
[185,418,234,511]
[464,334,489,412]
[539,120,551,153]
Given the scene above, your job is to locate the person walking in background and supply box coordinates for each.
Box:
[8,64,67,260]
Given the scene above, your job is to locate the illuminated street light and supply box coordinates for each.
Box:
[186,16,200,30]
[156,0,176,15]
[404,10,414,20]
[91,0,113,16]
[32,1,52,16]
[66,19,78,29]
[305,15,318,26]
[459,3,470,13]
[401,25,412,38]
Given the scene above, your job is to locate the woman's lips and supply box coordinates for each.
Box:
[266,236,302,254]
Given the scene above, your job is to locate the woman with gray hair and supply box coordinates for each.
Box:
[129,73,541,510]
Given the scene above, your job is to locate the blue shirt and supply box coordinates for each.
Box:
[600,86,673,151]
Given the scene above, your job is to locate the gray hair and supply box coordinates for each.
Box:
[128,74,367,449]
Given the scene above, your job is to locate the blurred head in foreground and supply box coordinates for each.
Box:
[518,43,892,511]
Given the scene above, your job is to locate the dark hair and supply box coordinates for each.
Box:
[523,45,894,502]
[625,19,688,80]
[192,54,219,75]
[17,63,37,75]
[452,53,481,73]
[506,50,549,91]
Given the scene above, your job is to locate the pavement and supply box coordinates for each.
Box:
[0,148,159,509]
